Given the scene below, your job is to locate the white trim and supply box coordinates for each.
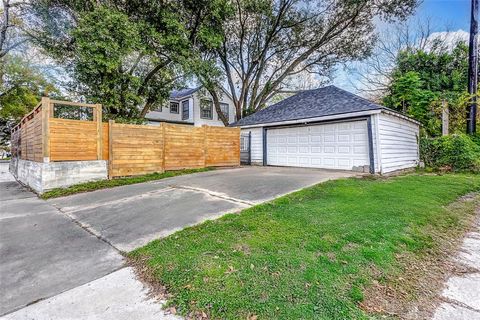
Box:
[380,108,421,125]
[237,109,420,129]
[237,110,381,128]
[372,113,382,173]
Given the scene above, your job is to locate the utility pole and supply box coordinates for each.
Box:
[467,0,478,134]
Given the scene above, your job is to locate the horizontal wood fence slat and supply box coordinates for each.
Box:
[49,118,98,161]
[108,122,165,178]
[11,99,240,179]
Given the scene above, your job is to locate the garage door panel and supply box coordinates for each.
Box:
[324,146,335,153]
[354,133,367,141]
[354,146,367,154]
[311,135,322,142]
[299,146,309,153]
[353,122,366,129]
[324,134,335,142]
[338,146,351,154]
[298,135,309,143]
[267,121,369,170]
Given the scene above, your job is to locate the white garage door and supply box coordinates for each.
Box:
[266,120,370,170]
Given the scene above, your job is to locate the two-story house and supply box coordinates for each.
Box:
[145,87,236,127]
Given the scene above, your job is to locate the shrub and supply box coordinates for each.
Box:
[420,134,480,172]
[471,133,480,147]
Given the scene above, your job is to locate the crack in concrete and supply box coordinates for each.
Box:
[54,187,177,214]
[440,296,480,314]
[169,185,255,206]
[52,203,125,255]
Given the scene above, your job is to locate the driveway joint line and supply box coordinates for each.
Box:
[54,187,177,214]
[51,203,125,255]
[0,211,55,221]
[0,196,37,202]
[170,185,255,206]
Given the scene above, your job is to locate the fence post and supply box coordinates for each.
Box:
[203,125,208,167]
[108,120,114,179]
[95,104,103,160]
[248,131,252,165]
[161,123,166,173]
[41,97,51,163]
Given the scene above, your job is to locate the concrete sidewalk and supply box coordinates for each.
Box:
[0,163,176,319]
[433,211,480,320]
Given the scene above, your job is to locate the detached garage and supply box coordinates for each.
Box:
[233,86,420,174]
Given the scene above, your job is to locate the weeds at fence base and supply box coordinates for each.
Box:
[41,167,213,199]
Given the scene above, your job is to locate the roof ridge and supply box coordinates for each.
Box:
[330,86,383,108]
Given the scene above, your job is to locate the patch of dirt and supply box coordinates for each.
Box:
[360,193,480,320]
[128,255,213,319]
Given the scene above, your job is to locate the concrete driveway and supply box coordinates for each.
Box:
[1,163,356,318]
[48,166,357,252]
[0,163,124,316]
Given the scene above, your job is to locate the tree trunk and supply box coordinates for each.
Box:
[207,87,229,126]
[139,100,154,118]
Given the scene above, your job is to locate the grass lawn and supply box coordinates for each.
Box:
[41,167,213,199]
[130,174,480,319]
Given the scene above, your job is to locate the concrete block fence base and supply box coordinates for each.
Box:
[9,158,108,194]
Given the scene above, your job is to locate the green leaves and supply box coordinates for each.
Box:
[420,134,480,171]
[28,0,232,120]
[383,42,471,136]
[0,55,59,144]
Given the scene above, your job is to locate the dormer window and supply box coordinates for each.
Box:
[218,103,229,121]
[170,102,179,114]
[182,100,189,120]
[200,99,213,119]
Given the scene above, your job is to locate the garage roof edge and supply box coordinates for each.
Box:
[236,110,381,128]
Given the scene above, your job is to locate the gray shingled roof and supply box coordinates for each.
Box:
[232,85,384,127]
[170,87,200,100]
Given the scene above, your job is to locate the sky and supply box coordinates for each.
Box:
[332,0,472,93]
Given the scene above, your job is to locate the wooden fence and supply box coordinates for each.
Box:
[11,98,240,178]
[108,122,240,178]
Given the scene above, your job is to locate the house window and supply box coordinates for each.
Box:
[218,103,229,121]
[182,100,189,120]
[170,102,179,114]
[200,99,213,119]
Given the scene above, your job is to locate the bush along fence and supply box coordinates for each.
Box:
[10,98,240,193]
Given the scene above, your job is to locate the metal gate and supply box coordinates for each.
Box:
[240,132,251,165]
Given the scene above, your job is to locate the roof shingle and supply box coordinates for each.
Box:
[232,85,383,126]
[170,87,200,100]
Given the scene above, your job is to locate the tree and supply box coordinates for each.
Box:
[383,41,475,136]
[213,0,418,121]
[386,71,423,113]
[0,55,58,144]
[348,18,445,100]
[0,0,29,58]
[26,0,231,120]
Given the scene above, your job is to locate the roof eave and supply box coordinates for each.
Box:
[234,109,382,128]
[380,108,422,125]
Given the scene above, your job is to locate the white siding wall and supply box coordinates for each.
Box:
[377,112,420,173]
[241,127,263,164]
[192,91,236,127]
[146,89,236,127]
[147,97,194,124]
